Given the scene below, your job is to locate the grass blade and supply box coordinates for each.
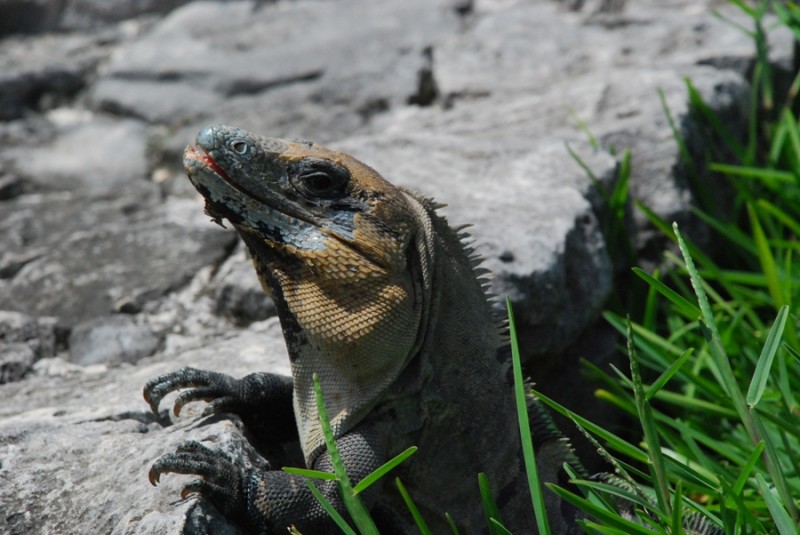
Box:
[312,373,379,534]
[488,518,514,535]
[672,224,757,440]
[645,348,693,401]
[746,305,789,407]
[546,484,656,535]
[632,267,701,319]
[730,441,765,501]
[304,480,357,535]
[478,472,506,535]
[747,203,787,307]
[506,297,551,535]
[282,467,338,480]
[626,317,671,514]
[445,513,461,535]
[755,473,797,535]
[353,446,417,495]
[395,478,433,535]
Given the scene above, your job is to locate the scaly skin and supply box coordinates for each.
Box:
[144,125,580,534]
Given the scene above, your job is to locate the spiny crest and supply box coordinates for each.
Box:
[412,187,508,341]
[525,385,585,476]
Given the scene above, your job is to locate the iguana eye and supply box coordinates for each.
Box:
[230,140,249,155]
[291,159,349,199]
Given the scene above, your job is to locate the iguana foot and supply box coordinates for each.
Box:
[144,367,294,416]
[144,367,241,416]
[143,367,297,445]
[149,440,247,518]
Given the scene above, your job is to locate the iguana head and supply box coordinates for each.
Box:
[184,124,428,459]
[184,125,419,278]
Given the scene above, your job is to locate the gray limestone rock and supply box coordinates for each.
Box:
[0,0,65,36]
[211,244,277,328]
[6,114,149,194]
[0,195,236,325]
[0,318,290,535]
[69,314,160,366]
[59,0,193,30]
[88,0,457,132]
[0,310,65,383]
[0,29,120,119]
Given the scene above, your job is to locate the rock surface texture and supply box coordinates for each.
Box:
[0,0,792,533]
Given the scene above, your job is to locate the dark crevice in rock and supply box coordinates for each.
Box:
[0,69,87,121]
[0,251,45,280]
[0,173,26,201]
[217,71,324,98]
[89,410,162,426]
[452,0,474,17]
[356,97,390,123]
[442,90,491,110]
[0,0,66,36]
[110,70,208,83]
[407,46,439,107]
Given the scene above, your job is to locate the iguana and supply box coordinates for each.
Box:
[143,125,581,534]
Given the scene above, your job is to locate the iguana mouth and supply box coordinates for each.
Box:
[185,144,320,233]
[185,144,386,268]
[185,144,272,207]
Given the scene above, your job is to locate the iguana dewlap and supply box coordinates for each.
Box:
[143,125,578,534]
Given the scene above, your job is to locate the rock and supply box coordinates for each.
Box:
[0,30,118,119]
[0,195,237,325]
[211,244,276,328]
[88,0,458,132]
[0,318,290,535]
[0,0,65,36]
[0,310,65,383]
[1,343,35,384]
[69,315,160,365]
[6,114,149,194]
[59,0,193,30]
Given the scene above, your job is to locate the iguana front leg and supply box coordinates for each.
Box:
[143,367,296,443]
[148,425,386,534]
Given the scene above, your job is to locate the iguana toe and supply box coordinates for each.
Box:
[143,367,237,416]
[148,440,245,517]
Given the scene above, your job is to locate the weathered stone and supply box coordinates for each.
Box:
[0,318,290,535]
[0,195,236,325]
[59,0,193,30]
[88,0,458,130]
[0,310,65,383]
[69,315,160,365]
[0,343,35,384]
[6,115,149,194]
[0,31,118,119]
[0,0,65,35]
[211,244,276,328]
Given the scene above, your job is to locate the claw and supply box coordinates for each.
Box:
[181,481,202,499]
[149,468,161,486]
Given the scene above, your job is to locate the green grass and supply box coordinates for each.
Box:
[542,1,800,532]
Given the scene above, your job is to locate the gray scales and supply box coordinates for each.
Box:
[143,125,582,534]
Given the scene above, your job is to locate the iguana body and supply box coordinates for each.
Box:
[144,125,578,533]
